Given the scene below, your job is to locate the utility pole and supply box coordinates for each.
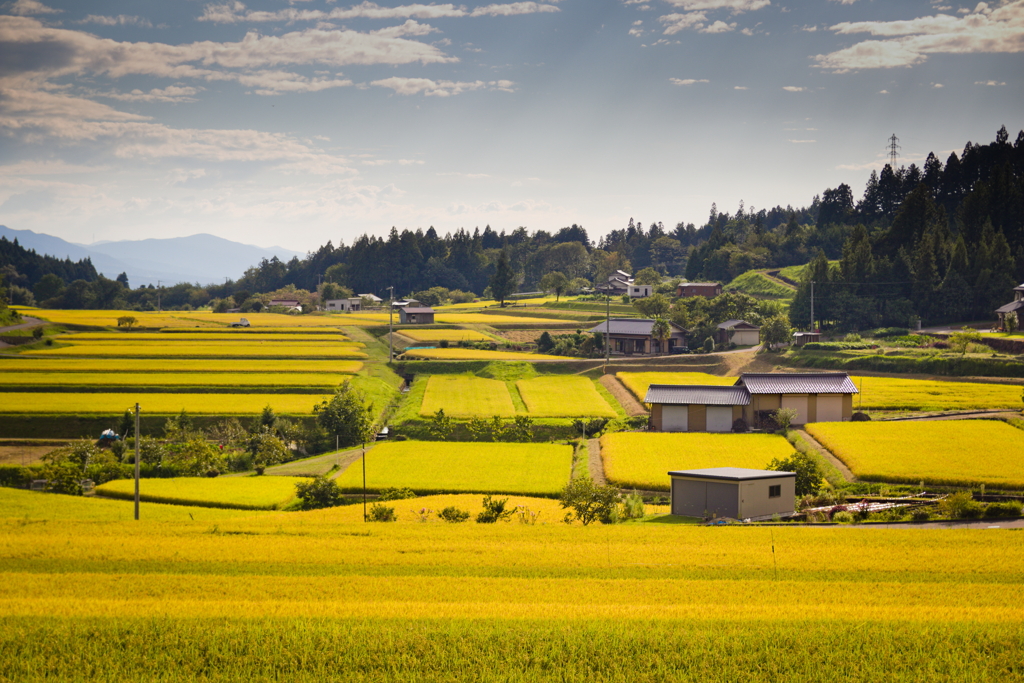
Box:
[604,293,610,365]
[134,403,140,521]
[887,134,901,168]
[362,439,367,522]
[157,280,162,312]
[387,285,395,362]
[810,280,815,332]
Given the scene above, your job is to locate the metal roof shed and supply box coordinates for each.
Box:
[668,467,795,519]
[645,385,749,433]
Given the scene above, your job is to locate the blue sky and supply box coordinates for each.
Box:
[0,0,1021,251]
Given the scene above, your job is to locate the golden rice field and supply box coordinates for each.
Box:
[419,375,517,417]
[0,358,363,374]
[0,517,1020,682]
[69,332,351,342]
[95,476,305,510]
[0,393,328,415]
[403,348,564,360]
[299,494,598,524]
[397,329,494,342]
[64,338,361,347]
[617,372,735,402]
[21,308,356,329]
[333,441,573,496]
[806,420,1024,489]
[851,375,1024,411]
[159,327,345,335]
[436,314,564,324]
[516,376,618,418]
[0,487,268,521]
[0,372,354,388]
[601,432,794,491]
[23,343,368,359]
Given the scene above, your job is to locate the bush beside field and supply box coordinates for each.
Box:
[601,432,794,491]
[333,441,573,496]
[806,421,1024,490]
[95,476,306,510]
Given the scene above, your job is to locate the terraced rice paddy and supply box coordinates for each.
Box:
[403,348,564,360]
[0,513,1019,681]
[23,342,368,359]
[70,332,352,342]
[516,376,617,418]
[419,375,517,417]
[0,487,268,521]
[398,329,493,342]
[0,372,353,389]
[0,358,363,374]
[334,441,573,496]
[0,392,329,415]
[851,375,1024,411]
[617,372,735,402]
[601,432,794,490]
[95,476,304,510]
[806,420,1024,489]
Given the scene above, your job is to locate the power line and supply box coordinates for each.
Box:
[886,134,901,168]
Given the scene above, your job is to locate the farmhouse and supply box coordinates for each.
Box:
[359,293,383,304]
[627,283,653,298]
[267,299,301,311]
[587,318,687,355]
[995,283,1024,330]
[668,467,796,519]
[676,282,722,298]
[715,319,760,346]
[596,270,634,296]
[399,306,435,324]
[645,371,858,431]
[324,298,362,312]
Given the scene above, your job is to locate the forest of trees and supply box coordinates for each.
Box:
[2,127,1022,331]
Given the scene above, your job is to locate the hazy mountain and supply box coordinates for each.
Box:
[0,226,302,286]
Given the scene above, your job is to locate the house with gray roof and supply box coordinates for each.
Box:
[587,318,687,355]
[715,319,760,347]
[398,306,435,324]
[996,283,1024,330]
[644,371,858,432]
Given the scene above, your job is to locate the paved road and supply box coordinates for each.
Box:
[0,316,42,349]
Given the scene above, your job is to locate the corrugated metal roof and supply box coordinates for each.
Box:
[996,300,1024,314]
[585,318,685,336]
[645,384,750,405]
[717,319,758,330]
[679,282,721,288]
[736,372,859,394]
[402,307,435,313]
[668,467,795,481]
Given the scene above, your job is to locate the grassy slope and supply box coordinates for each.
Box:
[724,270,795,299]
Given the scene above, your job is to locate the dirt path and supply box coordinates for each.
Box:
[598,374,647,417]
[587,438,605,485]
[328,447,372,480]
[795,428,856,482]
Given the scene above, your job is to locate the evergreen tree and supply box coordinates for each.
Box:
[489,249,517,306]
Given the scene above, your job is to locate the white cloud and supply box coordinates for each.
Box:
[879,89,889,93]
[371,77,515,96]
[662,0,769,13]
[782,85,806,91]
[198,1,559,23]
[733,85,748,89]
[933,82,944,87]
[788,139,816,143]
[702,20,736,32]
[629,26,645,36]
[659,11,707,33]
[815,1,1024,71]
[975,79,1006,85]
[669,77,709,85]
[470,3,560,17]
[830,0,858,4]
[8,0,60,15]
[78,15,153,28]
[100,86,204,103]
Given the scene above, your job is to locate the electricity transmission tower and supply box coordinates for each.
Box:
[886,134,901,168]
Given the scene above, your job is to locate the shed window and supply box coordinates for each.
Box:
[768,484,781,498]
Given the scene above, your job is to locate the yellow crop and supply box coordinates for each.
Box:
[25,343,367,359]
[419,375,516,417]
[402,348,563,360]
[0,487,267,521]
[71,332,351,342]
[0,358,363,374]
[850,375,1024,411]
[397,329,493,342]
[333,441,573,495]
[294,493,578,524]
[617,372,735,402]
[806,421,1024,489]
[601,432,794,490]
[0,372,353,388]
[436,314,564,324]
[0,392,327,415]
[516,376,618,417]
[95,476,304,510]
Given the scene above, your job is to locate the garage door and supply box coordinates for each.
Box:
[816,395,843,422]
[706,482,738,518]
[671,479,705,517]
[663,405,689,432]
[706,406,733,432]
[734,330,760,346]
[781,395,809,425]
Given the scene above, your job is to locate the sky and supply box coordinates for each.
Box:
[0,0,1022,252]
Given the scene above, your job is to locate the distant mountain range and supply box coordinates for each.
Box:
[0,226,303,287]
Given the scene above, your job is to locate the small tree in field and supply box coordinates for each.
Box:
[772,408,798,433]
[539,271,569,302]
[428,409,453,439]
[295,476,345,510]
[117,316,138,329]
[949,326,982,356]
[559,477,621,526]
[313,382,375,448]
[766,451,823,497]
[760,313,792,349]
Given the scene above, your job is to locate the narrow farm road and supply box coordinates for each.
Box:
[0,316,42,334]
[587,438,605,485]
[598,374,647,417]
[794,429,856,482]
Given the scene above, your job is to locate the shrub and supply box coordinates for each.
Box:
[766,451,822,497]
[476,495,514,523]
[851,411,871,422]
[367,502,396,522]
[984,500,1023,518]
[620,491,645,520]
[438,506,470,523]
[703,338,715,353]
[843,333,862,343]
[379,487,417,501]
[732,417,749,433]
[910,507,932,522]
[295,476,345,510]
[439,339,449,349]
[559,477,620,526]
[832,510,854,524]
[939,492,984,519]
[874,327,909,338]
[773,408,798,433]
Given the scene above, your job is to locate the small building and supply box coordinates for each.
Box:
[268,299,301,311]
[995,283,1024,330]
[676,282,722,299]
[715,319,760,346]
[627,284,654,298]
[735,372,858,427]
[586,318,687,355]
[596,271,633,296]
[792,331,821,346]
[359,293,383,304]
[646,385,749,432]
[399,306,435,324]
[325,298,362,312]
[668,467,796,519]
[392,299,421,308]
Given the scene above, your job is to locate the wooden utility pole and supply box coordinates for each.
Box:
[134,403,141,521]
[388,286,395,362]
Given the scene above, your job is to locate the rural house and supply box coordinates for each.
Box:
[324,298,362,312]
[399,306,435,324]
[587,318,687,355]
[995,283,1024,330]
[668,467,796,519]
[676,282,722,298]
[714,319,760,347]
[596,270,634,296]
[645,371,858,431]
[627,284,654,298]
